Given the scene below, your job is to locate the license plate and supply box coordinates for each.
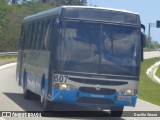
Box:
[117,95,131,101]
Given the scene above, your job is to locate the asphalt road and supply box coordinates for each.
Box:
[0,52,160,120]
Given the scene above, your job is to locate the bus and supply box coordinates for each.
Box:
[16,6,146,116]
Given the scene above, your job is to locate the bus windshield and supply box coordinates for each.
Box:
[56,21,141,76]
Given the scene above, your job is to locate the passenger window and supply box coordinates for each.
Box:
[44,19,51,50]
[38,20,45,50]
[36,21,42,50]
[26,24,31,49]
[29,22,35,49]
[33,22,39,49]
[37,21,44,50]
[19,25,24,49]
[22,25,28,50]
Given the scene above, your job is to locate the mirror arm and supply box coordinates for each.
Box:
[141,24,145,32]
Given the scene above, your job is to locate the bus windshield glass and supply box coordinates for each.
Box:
[56,21,140,76]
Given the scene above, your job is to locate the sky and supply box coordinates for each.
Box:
[87,0,160,43]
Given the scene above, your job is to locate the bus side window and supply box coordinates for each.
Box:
[35,22,41,50]
[19,25,24,49]
[22,25,28,50]
[37,21,43,50]
[38,20,45,50]
[41,20,48,50]
[24,24,31,49]
[44,19,51,50]
[29,22,35,49]
[33,21,39,49]
[26,24,32,49]
[31,22,38,49]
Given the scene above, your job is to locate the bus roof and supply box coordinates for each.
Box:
[62,6,139,15]
[23,6,139,23]
[23,7,61,23]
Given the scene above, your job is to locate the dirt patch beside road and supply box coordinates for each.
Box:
[0,58,17,66]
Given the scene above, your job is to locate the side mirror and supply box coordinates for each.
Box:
[140,24,146,61]
[141,32,146,61]
[141,33,146,48]
[141,24,145,32]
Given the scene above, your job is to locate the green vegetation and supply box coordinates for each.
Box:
[145,37,160,50]
[138,57,160,106]
[155,66,160,78]
[0,0,87,52]
[0,55,17,60]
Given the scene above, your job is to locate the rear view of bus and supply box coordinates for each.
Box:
[16,6,146,117]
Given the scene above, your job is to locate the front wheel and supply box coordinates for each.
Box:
[110,106,124,117]
[41,87,52,111]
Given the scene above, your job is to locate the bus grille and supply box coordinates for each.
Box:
[69,77,128,86]
[79,87,116,95]
[77,97,114,105]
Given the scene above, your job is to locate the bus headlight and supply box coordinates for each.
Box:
[60,84,67,90]
[60,84,76,90]
[54,83,76,91]
[119,89,137,95]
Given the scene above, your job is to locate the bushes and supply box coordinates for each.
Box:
[0,0,87,52]
[0,1,51,52]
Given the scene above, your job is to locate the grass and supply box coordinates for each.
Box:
[138,57,160,106]
[0,55,17,60]
[155,66,160,78]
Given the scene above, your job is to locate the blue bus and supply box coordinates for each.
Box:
[16,6,146,116]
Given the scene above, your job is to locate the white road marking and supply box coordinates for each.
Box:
[138,99,160,107]
[0,62,17,71]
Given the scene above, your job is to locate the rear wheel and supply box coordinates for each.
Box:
[23,72,32,99]
[110,106,124,117]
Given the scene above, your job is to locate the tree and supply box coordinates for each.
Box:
[0,0,11,51]
[145,36,160,50]
[0,0,88,52]
[71,0,87,5]
[8,0,19,4]
[41,0,87,6]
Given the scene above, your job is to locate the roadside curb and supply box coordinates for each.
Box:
[146,61,160,84]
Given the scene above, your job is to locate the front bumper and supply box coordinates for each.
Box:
[51,88,137,107]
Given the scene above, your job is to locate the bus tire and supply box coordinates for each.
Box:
[110,106,124,117]
[41,79,52,111]
[23,71,31,99]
